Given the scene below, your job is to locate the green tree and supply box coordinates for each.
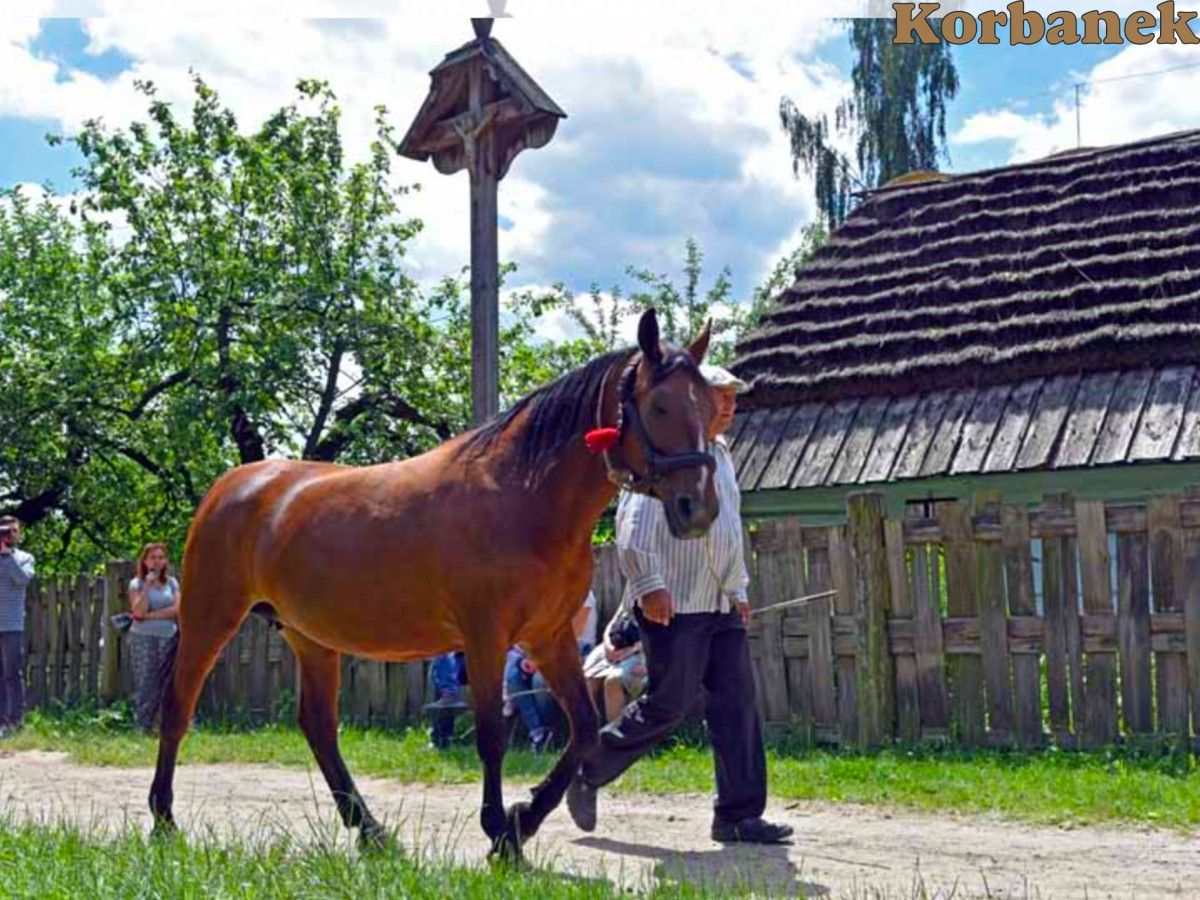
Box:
[535,234,829,366]
[0,188,119,562]
[68,74,443,467]
[0,76,589,572]
[780,19,959,227]
[540,238,742,365]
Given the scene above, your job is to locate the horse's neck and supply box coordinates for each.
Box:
[544,444,620,543]
[511,363,623,548]
[555,357,625,532]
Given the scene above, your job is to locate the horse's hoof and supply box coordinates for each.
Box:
[358,821,392,853]
[487,801,533,864]
[487,834,526,868]
[150,818,178,842]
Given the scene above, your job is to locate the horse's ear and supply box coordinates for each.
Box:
[637,308,663,365]
[687,318,712,363]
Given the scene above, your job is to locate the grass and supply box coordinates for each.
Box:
[0,816,991,900]
[0,819,661,899]
[8,705,1200,833]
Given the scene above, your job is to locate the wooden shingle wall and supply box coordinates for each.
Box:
[729,365,1200,492]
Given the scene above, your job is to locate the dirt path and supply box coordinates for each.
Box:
[0,750,1195,898]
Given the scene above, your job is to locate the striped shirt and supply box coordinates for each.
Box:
[0,549,35,632]
[615,436,749,615]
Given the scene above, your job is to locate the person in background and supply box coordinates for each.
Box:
[504,590,597,752]
[0,516,34,736]
[504,645,556,752]
[583,606,647,724]
[127,543,180,733]
[426,651,468,749]
[575,588,598,657]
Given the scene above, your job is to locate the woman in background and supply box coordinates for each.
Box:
[128,543,180,732]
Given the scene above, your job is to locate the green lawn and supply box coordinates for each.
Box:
[7,708,1200,832]
[0,820,671,899]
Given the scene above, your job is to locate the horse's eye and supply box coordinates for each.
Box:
[651,403,668,417]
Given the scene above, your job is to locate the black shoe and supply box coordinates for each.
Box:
[566,773,597,832]
[711,817,794,844]
[425,691,469,711]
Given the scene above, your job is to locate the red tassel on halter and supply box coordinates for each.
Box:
[584,427,621,454]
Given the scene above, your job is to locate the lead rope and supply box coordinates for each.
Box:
[702,441,733,614]
[704,526,726,612]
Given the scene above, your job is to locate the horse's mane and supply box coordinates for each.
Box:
[464,344,698,488]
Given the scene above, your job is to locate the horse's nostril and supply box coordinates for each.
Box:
[677,496,693,522]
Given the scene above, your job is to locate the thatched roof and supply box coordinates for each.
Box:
[732,128,1200,410]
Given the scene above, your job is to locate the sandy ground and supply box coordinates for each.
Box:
[0,750,1196,898]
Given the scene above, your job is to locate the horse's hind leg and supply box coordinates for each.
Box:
[282,629,385,847]
[149,604,245,833]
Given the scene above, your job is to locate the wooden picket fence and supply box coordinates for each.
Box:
[746,491,1200,748]
[22,569,109,710]
[20,561,430,726]
[19,489,1200,747]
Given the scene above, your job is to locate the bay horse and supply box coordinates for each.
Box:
[148,308,720,858]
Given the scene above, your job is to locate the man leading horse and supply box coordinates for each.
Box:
[567,363,793,845]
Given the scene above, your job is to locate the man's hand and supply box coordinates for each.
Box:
[603,640,631,664]
[640,588,674,626]
[737,601,751,628]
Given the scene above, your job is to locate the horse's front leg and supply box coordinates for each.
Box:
[504,628,600,845]
[463,639,512,856]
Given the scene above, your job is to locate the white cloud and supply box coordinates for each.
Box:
[953,43,1200,163]
[1,8,838,302]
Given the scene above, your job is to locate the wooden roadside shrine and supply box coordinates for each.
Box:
[398,18,565,424]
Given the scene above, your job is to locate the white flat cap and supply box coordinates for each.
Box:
[699,364,748,393]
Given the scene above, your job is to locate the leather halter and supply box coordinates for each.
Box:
[595,352,716,496]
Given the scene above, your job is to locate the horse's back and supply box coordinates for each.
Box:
[195,459,342,525]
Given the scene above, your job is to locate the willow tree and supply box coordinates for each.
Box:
[781,19,959,228]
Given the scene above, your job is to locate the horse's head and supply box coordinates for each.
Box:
[616,309,720,539]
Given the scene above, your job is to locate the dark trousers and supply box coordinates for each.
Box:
[0,631,25,728]
[582,608,766,824]
[428,652,468,748]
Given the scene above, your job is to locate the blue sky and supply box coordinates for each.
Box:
[2,9,1197,341]
[0,21,130,188]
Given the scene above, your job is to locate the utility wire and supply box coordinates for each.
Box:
[1006,60,1200,105]
[995,60,1200,147]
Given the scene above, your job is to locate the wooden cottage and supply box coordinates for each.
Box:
[718,128,1200,749]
